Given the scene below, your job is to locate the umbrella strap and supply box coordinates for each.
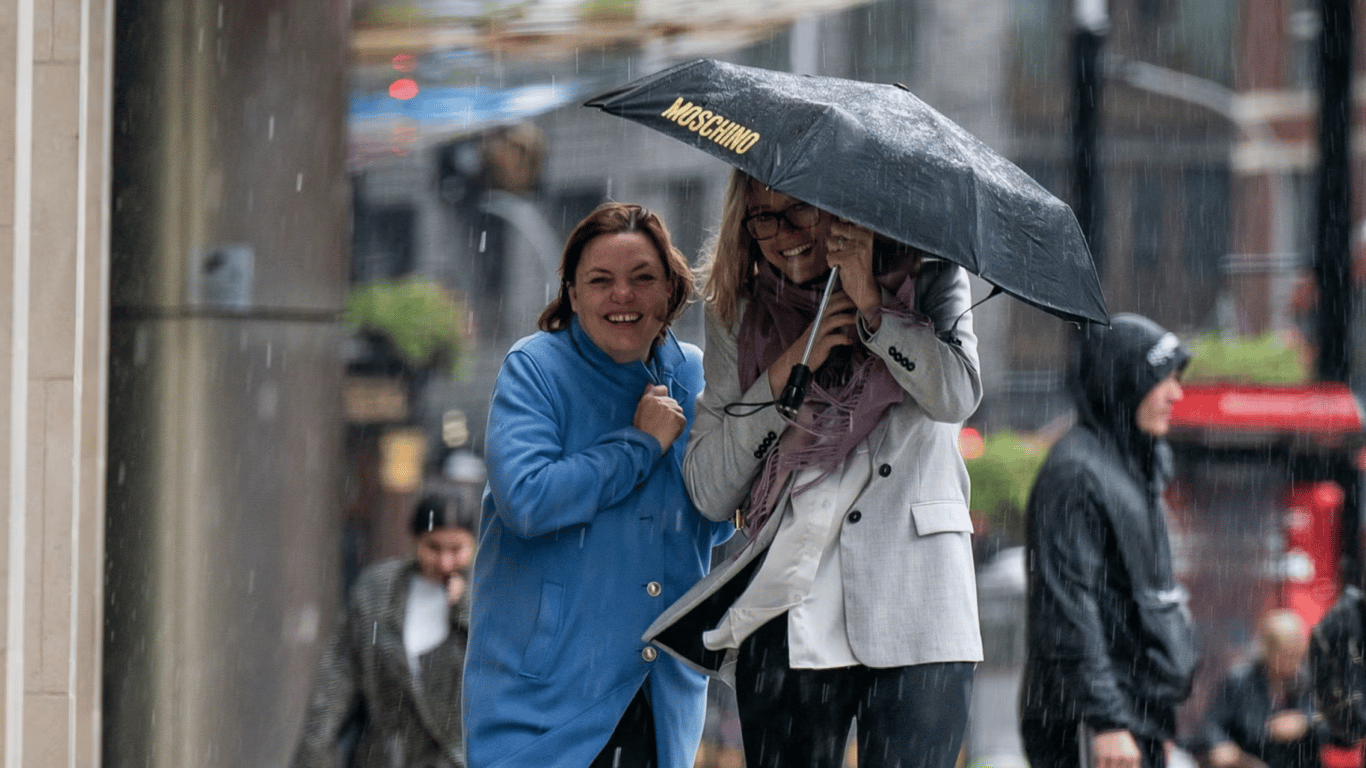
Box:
[724,399,776,417]
[947,286,1002,342]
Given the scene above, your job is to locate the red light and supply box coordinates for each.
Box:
[389,78,419,100]
[959,427,985,460]
[1314,481,1345,508]
[392,53,417,72]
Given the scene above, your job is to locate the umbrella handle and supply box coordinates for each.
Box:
[776,267,839,418]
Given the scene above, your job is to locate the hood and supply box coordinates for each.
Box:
[1072,313,1190,447]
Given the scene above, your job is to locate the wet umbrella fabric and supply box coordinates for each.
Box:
[585,58,1108,325]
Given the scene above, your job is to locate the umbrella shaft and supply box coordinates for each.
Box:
[777,267,841,419]
[797,267,840,367]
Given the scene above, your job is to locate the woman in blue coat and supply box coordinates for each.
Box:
[463,203,732,768]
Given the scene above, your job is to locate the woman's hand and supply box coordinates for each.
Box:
[446,573,467,605]
[767,293,859,400]
[634,384,686,451]
[825,218,880,330]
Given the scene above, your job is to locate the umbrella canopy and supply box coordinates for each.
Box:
[585,58,1108,324]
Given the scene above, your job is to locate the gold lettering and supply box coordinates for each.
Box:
[711,122,738,146]
[657,96,760,156]
[660,97,691,121]
[724,128,752,151]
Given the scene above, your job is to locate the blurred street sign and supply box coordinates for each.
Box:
[1169,383,1364,447]
[349,81,584,168]
[381,427,427,492]
[344,376,410,423]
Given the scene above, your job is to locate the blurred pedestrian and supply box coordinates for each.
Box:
[291,495,476,768]
[1020,313,1197,768]
[1199,609,1320,768]
[439,121,561,345]
[646,169,983,768]
[462,203,732,768]
[1310,583,1366,744]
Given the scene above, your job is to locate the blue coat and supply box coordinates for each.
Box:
[464,317,731,768]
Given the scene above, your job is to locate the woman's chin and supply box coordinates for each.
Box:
[781,257,830,286]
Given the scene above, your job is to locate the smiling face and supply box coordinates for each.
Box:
[744,180,833,285]
[568,231,671,364]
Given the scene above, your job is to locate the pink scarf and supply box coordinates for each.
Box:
[737,260,928,534]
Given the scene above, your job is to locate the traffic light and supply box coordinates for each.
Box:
[389,78,418,100]
[389,53,418,100]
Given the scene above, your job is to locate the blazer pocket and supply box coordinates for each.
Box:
[910,500,973,536]
[520,581,564,679]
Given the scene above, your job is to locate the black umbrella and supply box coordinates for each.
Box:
[585,58,1108,325]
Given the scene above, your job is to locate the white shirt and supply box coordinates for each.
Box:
[702,442,871,668]
[403,574,451,677]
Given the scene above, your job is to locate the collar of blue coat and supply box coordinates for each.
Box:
[568,314,688,387]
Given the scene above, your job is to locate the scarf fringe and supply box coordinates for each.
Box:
[738,268,924,537]
[744,355,880,535]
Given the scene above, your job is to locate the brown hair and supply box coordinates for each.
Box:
[699,169,924,326]
[538,203,693,338]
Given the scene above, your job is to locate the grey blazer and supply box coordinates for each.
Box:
[292,558,467,768]
[646,260,984,676]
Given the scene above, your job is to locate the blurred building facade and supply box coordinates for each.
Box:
[0,1,111,765]
[4,0,1366,766]
[346,0,1329,446]
[3,0,352,766]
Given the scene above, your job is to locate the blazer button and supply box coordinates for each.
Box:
[878,464,891,477]
[906,360,916,371]
[847,510,862,523]
[646,581,662,597]
[642,647,658,662]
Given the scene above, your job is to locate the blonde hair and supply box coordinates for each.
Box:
[1257,608,1308,658]
[698,169,762,327]
[698,168,923,326]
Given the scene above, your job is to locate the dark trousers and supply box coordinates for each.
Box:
[590,684,657,768]
[735,615,974,768]
[1021,719,1165,768]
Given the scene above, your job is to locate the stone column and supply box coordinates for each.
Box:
[1,1,113,766]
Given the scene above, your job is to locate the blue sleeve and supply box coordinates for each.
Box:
[485,348,663,539]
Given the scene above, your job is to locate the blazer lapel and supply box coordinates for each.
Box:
[386,569,465,751]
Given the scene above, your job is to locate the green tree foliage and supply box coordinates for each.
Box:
[1182,332,1309,384]
[965,431,1049,536]
[579,0,637,21]
[345,278,471,378]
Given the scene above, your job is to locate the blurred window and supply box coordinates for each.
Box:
[352,202,416,281]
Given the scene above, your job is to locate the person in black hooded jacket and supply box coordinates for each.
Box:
[1020,313,1196,768]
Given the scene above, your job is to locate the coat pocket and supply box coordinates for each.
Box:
[1135,584,1199,702]
[520,581,564,679]
[909,500,973,536]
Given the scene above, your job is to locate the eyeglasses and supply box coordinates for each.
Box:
[742,203,823,240]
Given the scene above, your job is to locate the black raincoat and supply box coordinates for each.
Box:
[1020,314,1196,743]
[1198,661,1322,768]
